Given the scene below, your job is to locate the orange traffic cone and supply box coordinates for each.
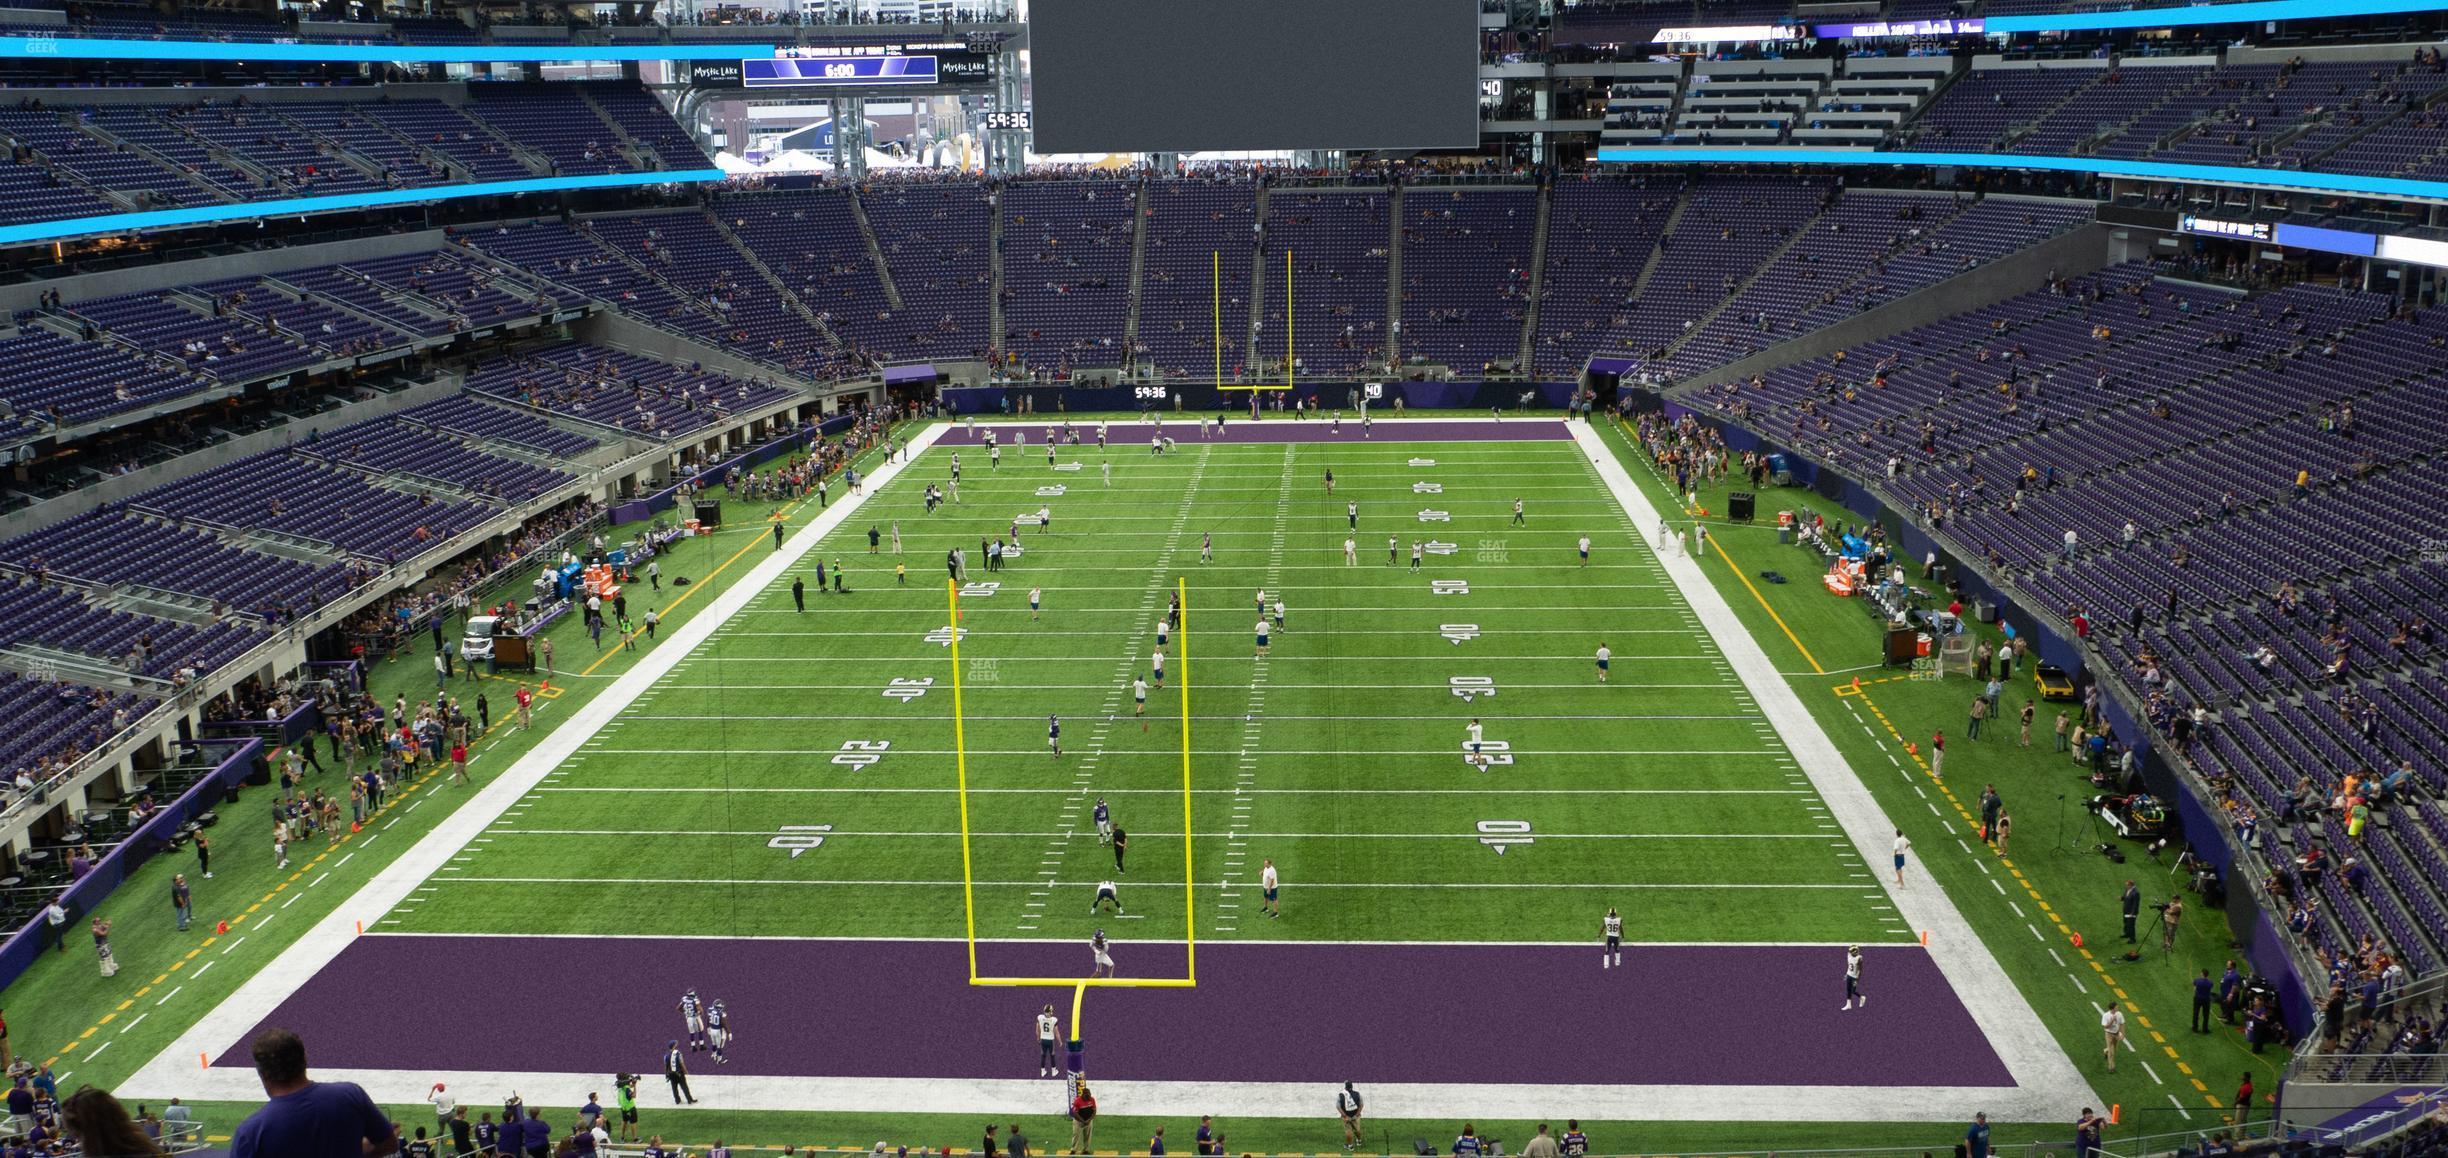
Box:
[540,678,553,693]
[2108,1104,2121,1125]
[2073,932,2084,948]
[214,919,229,935]
[350,821,362,834]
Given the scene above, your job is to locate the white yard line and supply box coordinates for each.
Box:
[432,876,1877,891]
[1570,421,2097,1121]
[122,423,952,1104]
[488,829,1831,840]
[533,786,1811,796]
[356,932,1867,947]
[154,1064,2043,1124]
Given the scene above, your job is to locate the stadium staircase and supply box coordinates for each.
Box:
[987,187,1006,355]
[263,269,454,334]
[1654,196,1831,363]
[1123,181,1150,355]
[1995,75,2117,154]
[264,109,394,186]
[1888,63,1970,146]
[73,116,236,208]
[706,212,842,342]
[316,453,482,504]
[1244,183,1272,371]
[1625,187,1689,301]
[1517,183,1552,372]
[25,310,167,370]
[1383,183,1405,366]
[2297,90,2448,174]
[574,88,655,170]
[845,189,905,313]
[357,109,536,182]
[150,114,292,194]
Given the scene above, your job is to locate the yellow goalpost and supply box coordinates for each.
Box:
[945,578,1199,993]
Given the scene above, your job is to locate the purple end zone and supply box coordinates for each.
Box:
[930,419,1571,447]
[222,938,2010,1087]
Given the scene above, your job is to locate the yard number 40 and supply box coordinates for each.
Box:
[1478,819,1532,855]
[770,825,834,859]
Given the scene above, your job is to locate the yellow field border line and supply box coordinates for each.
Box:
[1603,416,1823,674]
[1847,683,2230,1113]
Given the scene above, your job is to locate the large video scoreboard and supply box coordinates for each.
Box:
[688,42,993,89]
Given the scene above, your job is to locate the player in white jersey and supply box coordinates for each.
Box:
[1602,908,1623,969]
[1595,642,1611,683]
[1892,829,1913,886]
[1577,535,1592,567]
[1466,719,1485,770]
[705,999,731,1063]
[1343,537,1357,566]
[1090,928,1116,976]
[678,990,706,1051]
[1132,678,1149,731]
[1036,1005,1062,1077]
[1102,461,1112,486]
[1030,587,1043,621]
[1151,649,1166,689]
[1841,946,1865,1010]
[1260,859,1280,919]
[1092,880,1122,915]
[1271,600,1286,632]
[1255,617,1271,657]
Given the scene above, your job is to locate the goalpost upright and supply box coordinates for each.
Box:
[946,578,1199,991]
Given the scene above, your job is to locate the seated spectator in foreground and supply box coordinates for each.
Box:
[230,1027,398,1158]
[61,1085,164,1157]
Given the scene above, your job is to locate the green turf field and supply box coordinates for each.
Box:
[0,415,2292,1155]
[381,433,1909,949]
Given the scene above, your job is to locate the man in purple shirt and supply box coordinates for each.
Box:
[230,1027,397,1158]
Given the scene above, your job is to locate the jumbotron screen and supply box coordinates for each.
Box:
[1027,0,1479,154]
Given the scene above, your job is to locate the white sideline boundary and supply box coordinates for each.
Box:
[145,1066,2053,1124]
[120,422,954,1104]
[1568,420,2099,1120]
[124,418,2096,1125]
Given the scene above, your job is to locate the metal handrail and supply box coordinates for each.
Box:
[2285,966,2448,1082]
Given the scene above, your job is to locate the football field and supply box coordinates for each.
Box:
[129,417,2092,1124]
[393,422,1897,945]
